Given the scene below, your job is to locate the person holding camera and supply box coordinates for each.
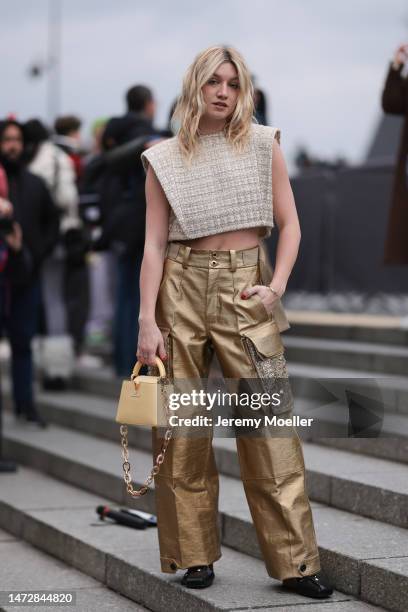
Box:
[382,43,408,264]
[0,119,59,426]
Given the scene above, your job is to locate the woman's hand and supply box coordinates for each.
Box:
[137,319,167,366]
[241,285,282,315]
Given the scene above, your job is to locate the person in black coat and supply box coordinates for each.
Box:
[0,119,59,426]
[382,43,408,264]
[91,85,168,376]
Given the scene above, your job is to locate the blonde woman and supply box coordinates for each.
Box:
[138,45,333,599]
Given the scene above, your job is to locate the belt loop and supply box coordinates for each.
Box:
[182,245,191,269]
[229,249,237,272]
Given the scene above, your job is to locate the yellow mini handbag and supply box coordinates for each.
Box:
[115,357,173,497]
[116,357,169,427]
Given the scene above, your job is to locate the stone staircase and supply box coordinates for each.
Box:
[0,528,148,611]
[283,320,408,469]
[0,317,407,611]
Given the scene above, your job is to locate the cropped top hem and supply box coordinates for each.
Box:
[141,123,279,242]
[166,221,272,241]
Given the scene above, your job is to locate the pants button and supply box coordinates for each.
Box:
[211,260,218,267]
[170,562,178,570]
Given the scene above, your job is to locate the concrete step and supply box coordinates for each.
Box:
[267,362,408,462]
[0,468,376,612]
[21,379,408,465]
[283,336,408,376]
[0,529,148,611]
[6,390,408,528]
[286,312,407,346]
[294,396,408,465]
[287,362,408,417]
[0,418,407,610]
[72,364,122,397]
[68,363,408,471]
[69,361,408,418]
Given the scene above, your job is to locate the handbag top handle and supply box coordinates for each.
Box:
[131,357,167,379]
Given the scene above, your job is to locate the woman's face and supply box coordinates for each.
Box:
[201,61,240,122]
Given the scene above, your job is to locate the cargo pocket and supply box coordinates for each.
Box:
[240,320,294,416]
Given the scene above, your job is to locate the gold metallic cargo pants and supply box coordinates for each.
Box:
[149,241,321,581]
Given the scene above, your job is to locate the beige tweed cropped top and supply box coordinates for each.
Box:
[140,123,280,241]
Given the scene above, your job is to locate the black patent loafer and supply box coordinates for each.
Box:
[282,572,333,599]
[181,564,215,589]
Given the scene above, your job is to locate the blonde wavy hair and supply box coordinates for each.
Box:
[171,45,256,163]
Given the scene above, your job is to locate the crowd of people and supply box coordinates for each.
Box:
[0,84,173,427]
[0,78,275,429]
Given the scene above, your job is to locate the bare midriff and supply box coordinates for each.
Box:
[177,227,262,251]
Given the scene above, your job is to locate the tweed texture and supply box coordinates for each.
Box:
[141,123,280,241]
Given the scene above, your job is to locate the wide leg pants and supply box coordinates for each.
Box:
[149,242,321,581]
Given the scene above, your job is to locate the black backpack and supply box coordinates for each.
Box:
[80,135,152,256]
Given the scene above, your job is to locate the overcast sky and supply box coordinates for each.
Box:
[1,0,407,169]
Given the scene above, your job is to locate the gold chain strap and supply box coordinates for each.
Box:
[120,376,173,497]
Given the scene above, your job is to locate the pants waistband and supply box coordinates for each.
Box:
[166,241,260,271]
